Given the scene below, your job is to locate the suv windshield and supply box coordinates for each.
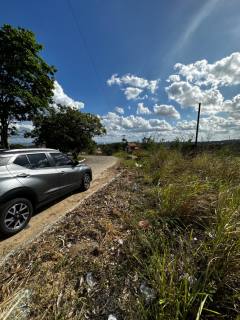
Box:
[0,157,10,166]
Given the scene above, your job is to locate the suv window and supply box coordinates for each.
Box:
[13,155,31,168]
[51,153,73,166]
[27,153,51,169]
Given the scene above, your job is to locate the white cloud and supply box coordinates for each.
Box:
[176,120,197,131]
[97,111,240,143]
[101,112,172,134]
[167,74,181,83]
[177,116,240,134]
[174,52,240,88]
[148,80,159,93]
[53,81,84,110]
[107,74,122,86]
[153,104,180,119]
[116,74,149,88]
[166,80,223,115]
[136,103,151,115]
[107,73,159,91]
[114,106,124,114]
[166,52,240,117]
[148,119,173,131]
[223,94,240,119]
[107,73,160,100]
[124,87,143,100]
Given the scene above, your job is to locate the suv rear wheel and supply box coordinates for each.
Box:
[0,198,33,235]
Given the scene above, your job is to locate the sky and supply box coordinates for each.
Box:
[1,0,240,143]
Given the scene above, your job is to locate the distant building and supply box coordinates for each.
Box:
[96,147,102,154]
[126,142,140,153]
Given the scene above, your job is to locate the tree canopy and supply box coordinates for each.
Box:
[29,105,106,153]
[0,24,56,148]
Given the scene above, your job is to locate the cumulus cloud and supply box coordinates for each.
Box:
[223,94,240,119]
[166,80,223,115]
[107,74,122,86]
[101,112,172,134]
[53,81,84,110]
[167,74,181,83]
[107,73,160,100]
[153,104,180,119]
[176,120,197,131]
[107,73,159,91]
[114,106,124,114]
[177,116,240,134]
[124,87,143,100]
[148,80,159,93]
[107,73,148,88]
[174,52,240,88]
[166,52,240,117]
[136,103,151,115]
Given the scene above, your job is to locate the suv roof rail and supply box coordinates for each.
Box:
[0,148,58,154]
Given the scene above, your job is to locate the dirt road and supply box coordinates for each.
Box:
[0,156,119,262]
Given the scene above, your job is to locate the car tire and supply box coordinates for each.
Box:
[0,198,33,236]
[80,173,91,191]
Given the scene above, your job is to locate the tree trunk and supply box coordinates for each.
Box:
[0,123,9,149]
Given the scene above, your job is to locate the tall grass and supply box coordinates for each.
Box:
[129,147,240,319]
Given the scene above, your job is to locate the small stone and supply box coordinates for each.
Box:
[140,282,156,303]
[138,219,150,230]
[108,315,117,320]
[86,272,96,288]
[118,238,124,245]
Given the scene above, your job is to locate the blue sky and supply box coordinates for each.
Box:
[2,0,240,143]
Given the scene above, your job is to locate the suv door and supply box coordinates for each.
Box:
[50,152,82,192]
[9,153,61,203]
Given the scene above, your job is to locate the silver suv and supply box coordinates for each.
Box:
[0,148,92,235]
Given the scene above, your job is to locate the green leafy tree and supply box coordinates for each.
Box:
[0,24,56,148]
[29,105,106,154]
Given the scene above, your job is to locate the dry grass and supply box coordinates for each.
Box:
[128,147,240,319]
[0,170,141,319]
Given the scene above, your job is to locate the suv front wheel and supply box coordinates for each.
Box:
[0,198,33,235]
[80,173,91,191]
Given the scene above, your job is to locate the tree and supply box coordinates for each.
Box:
[0,24,56,148]
[29,105,106,154]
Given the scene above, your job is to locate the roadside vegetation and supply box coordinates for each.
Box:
[125,144,240,319]
[0,144,239,319]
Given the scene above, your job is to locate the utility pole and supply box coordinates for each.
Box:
[195,102,201,146]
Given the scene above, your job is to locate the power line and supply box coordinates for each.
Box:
[65,0,112,111]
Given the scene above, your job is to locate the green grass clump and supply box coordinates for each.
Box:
[128,147,240,319]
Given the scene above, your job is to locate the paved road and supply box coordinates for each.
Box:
[0,156,119,261]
